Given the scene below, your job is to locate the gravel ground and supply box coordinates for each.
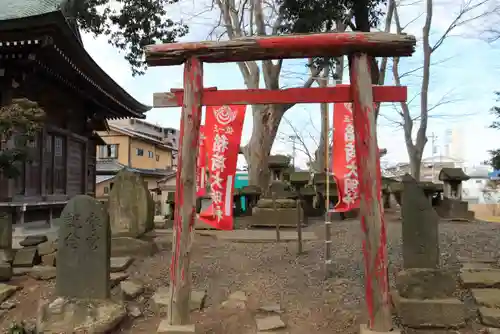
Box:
[2,215,500,333]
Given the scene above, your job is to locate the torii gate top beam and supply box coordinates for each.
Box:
[145,32,416,66]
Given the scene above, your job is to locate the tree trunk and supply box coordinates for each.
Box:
[408,151,422,181]
[243,104,285,190]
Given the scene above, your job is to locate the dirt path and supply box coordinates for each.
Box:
[2,216,500,333]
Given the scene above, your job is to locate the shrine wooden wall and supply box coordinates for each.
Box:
[0,67,97,210]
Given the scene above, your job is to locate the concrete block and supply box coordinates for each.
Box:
[460,268,500,288]
[157,321,195,333]
[479,307,500,328]
[359,324,400,334]
[397,297,465,328]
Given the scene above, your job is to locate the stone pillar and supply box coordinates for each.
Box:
[402,174,439,269]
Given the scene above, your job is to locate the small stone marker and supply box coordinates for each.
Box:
[0,283,20,303]
[255,315,286,331]
[13,247,40,268]
[0,263,12,282]
[28,266,56,281]
[0,212,12,262]
[401,174,439,269]
[110,256,134,273]
[56,195,110,299]
[120,280,144,300]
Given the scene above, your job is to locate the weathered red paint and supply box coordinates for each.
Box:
[146,32,416,66]
[169,57,203,325]
[350,54,391,331]
[156,30,415,329]
[155,86,406,108]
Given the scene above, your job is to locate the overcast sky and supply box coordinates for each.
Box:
[82,0,500,169]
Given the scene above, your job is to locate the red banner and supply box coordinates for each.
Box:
[199,105,246,230]
[332,102,360,212]
[196,125,207,197]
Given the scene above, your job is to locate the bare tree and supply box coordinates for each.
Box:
[391,0,493,180]
[213,0,325,189]
[276,113,325,171]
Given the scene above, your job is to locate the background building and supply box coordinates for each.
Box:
[384,155,465,182]
[95,119,179,200]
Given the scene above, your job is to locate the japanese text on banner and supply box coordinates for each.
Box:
[332,102,360,212]
[199,105,246,230]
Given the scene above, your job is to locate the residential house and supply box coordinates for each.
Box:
[384,155,465,182]
[95,119,178,202]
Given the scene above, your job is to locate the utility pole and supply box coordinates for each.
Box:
[289,135,298,169]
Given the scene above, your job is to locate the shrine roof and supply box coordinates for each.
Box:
[0,0,150,119]
[438,168,470,181]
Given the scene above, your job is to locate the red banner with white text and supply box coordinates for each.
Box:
[332,102,361,212]
[199,105,246,230]
[196,125,207,197]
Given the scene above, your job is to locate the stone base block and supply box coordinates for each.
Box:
[396,268,456,299]
[37,297,127,333]
[250,207,300,227]
[359,324,400,334]
[479,307,500,328]
[111,237,158,257]
[157,321,195,333]
[397,297,465,328]
[460,268,500,288]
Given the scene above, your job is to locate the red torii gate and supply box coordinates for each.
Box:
[145,32,416,333]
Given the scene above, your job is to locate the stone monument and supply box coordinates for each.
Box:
[108,169,154,237]
[268,155,291,182]
[251,181,299,227]
[401,174,440,269]
[38,195,126,332]
[435,167,475,220]
[394,174,466,330]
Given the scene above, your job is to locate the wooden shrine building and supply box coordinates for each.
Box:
[0,0,150,229]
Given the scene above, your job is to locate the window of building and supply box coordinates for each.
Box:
[136,148,144,156]
[97,144,118,159]
[104,186,109,194]
[53,135,66,194]
[110,182,114,190]
[148,151,153,158]
[156,154,160,161]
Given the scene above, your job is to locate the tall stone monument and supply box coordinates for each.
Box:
[108,169,154,237]
[56,195,111,298]
[38,195,126,333]
[401,174,439,269]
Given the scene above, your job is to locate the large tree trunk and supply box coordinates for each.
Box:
[243,104,285,189]
[408,147,423,181]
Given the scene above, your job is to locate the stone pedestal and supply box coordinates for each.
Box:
[250,199,300,228]
[436,198,475,221]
